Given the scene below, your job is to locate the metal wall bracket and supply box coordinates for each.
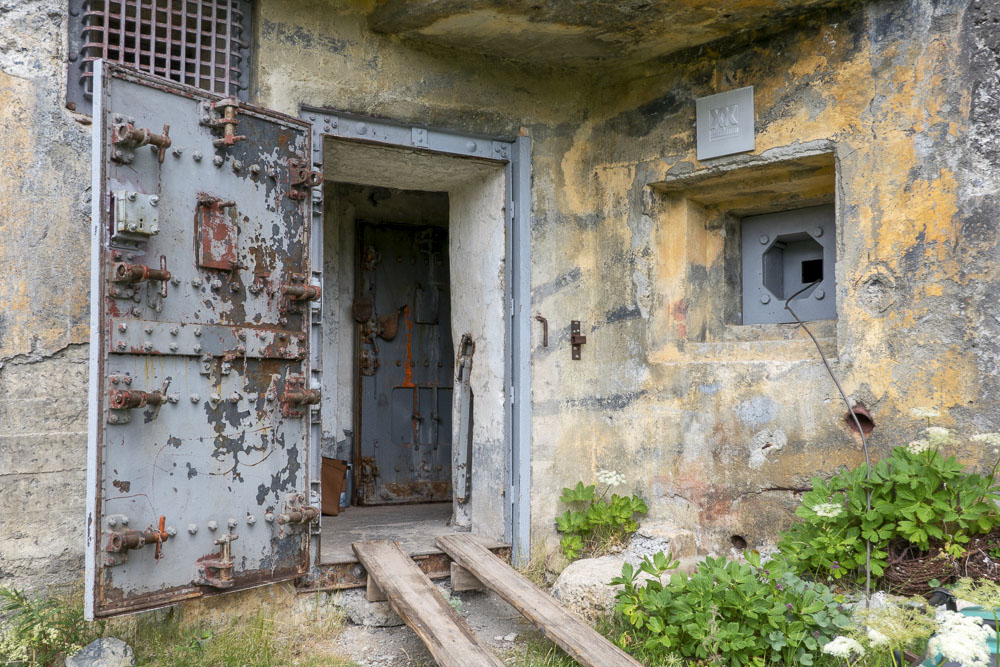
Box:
[570,321,587,360]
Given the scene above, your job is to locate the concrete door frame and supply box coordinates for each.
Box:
[299,107,532,563]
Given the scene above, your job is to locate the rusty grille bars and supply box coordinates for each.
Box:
[67,0,251,112]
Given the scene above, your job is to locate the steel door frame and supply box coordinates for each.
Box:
[299,107,532,563]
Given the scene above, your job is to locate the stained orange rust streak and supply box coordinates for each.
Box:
[400,305,415,389]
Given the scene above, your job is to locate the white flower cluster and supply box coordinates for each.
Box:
[925,426,953,446]
[907,439,931,455]
[866,627,889,647]
[927,610,993,667]
[596,469,626,487]
[822,636,865,658]
[812,502,843,519]
[972,433,1000,447]
[910,407,942,419]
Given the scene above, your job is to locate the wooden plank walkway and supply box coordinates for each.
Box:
[437,534,643,667]
[351,540,504,667]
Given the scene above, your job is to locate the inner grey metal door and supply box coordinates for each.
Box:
[86,63,322,618]
[355,224,453,505]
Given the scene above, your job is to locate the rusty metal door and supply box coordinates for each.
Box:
[356,224,453,504]
[86,63,322,618]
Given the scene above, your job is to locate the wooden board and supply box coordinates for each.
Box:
[351,540,504,667]
[437,534,643,667]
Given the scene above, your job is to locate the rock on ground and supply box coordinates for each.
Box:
[623,521,696,565]
[65,638,136,667]
[551,555,624,620]
[331,588,405,627]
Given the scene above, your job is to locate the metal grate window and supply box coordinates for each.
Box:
[67,0,251,113]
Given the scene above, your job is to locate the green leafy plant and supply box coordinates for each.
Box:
[0,586,104,666]
[612,551,850,666]
[778,443,1000,582]
[555,472,648,561]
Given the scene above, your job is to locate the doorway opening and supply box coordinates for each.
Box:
[317,138,509,566]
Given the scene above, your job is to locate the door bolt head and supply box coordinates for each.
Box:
[227,517,238,529]
[212,155,224,167]
[192,151,203,162]
[193,344,202,353]
[131,307,143,317]
[168,393,180,403]
[193,327,202,336]
[246,515,256,525]
[229,393,240,404]
[169,342,178,351]
[172,148,183,157]
[250,164,261,175]
[126,191,137,202]
[142,342,153,352]
[144,325,153,334]
[759,235,769,245]
[192,278,203,287]
[118,323,128,332]
[813,226,824,237]
[108,517,118,527]
[123,376,132,385]
[207,520,218,531]
[116,341,127,351]
[237,331,246,340]
[760,294,771,304]
[149,196,159,207]
[166,526,177,537]
[188,524,198,534]
[171,277,180,285]
[190,394,201,403]
[232,160,243,172]
[814,289,826,300]
[264,512,275,523]
[170,327,179,335]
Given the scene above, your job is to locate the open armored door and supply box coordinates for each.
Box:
[86,63,322,618]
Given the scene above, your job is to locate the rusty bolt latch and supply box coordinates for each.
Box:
[280,374,320,418]
[112,256,171,298]
[109,388,165,410]
[276,492,319,539]
[280,284,322,301]
[111,119,171,164]
[105,515,170,566]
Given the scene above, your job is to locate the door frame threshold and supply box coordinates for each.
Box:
[298,541,510,593]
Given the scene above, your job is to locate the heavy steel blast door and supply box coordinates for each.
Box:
[356,224,453,505]
[86,64,322,618]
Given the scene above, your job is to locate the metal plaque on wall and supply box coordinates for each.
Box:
[696,86,755,160]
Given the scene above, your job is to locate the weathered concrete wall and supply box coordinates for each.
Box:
[528,0,1000,553]
[0,0,92,592]
[3,0,998,595]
